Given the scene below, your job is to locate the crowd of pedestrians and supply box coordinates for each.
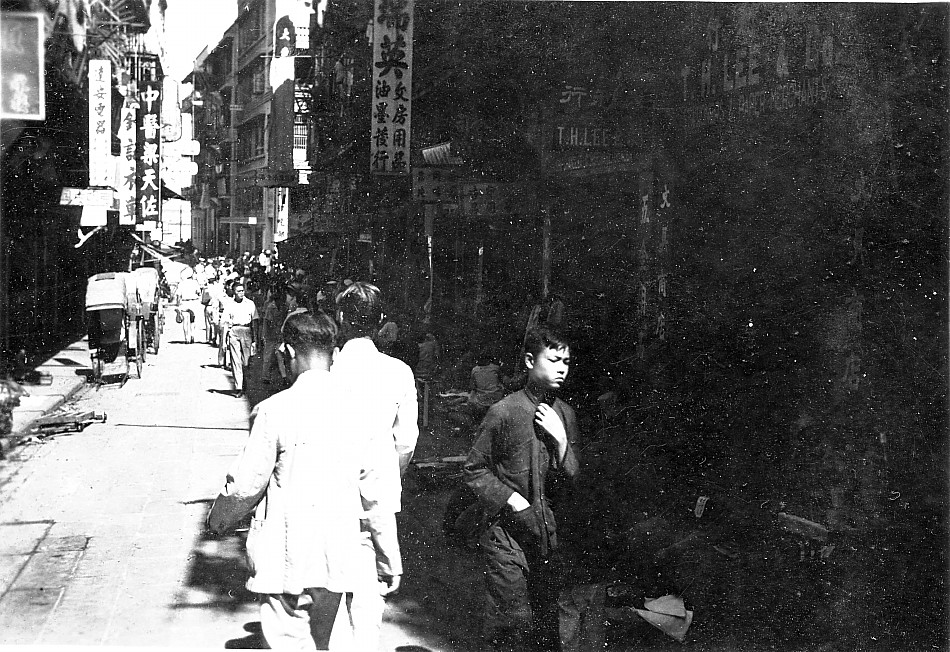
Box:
[166,248,583,650]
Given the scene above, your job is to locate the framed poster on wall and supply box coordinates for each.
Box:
[0,12,45,121]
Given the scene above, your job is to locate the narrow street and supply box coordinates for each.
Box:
[0,310,486,650]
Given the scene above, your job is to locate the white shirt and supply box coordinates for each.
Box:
[208,369,372,594]
[331,337,419,514]
[224,297,258,327]
[177,277,201,302]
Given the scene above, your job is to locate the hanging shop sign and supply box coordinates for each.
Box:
[118,94,139,225]
[551,81,619,150]
[0,12,45,120]
[460,182,520,218]
[88,60,112,186]
[274,187,290,243]
[413,166,457,204]
[545,77,641,178]
[269,0,313,180]
[60,187,114,207]
[137,81,161,225]
[258,169,298,187]
[369,0,413,175]
[634,176,675,359]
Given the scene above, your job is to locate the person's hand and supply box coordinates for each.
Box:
[379,574,401,597]
[535,403,567,454]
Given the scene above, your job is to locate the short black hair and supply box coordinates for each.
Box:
[284,285,305,305]
[524,325,570,357]
[336,281,383,337]
[282,311,337,355]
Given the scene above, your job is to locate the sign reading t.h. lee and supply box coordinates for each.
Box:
[370,0,413,175]
[0,12,45,120]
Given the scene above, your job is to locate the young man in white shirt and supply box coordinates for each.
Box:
[330,282,419,650]
[208,312,383,649]
[222,282,259,397]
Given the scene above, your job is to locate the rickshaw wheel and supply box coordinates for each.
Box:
[136,320,146,378]
[151,312,161,354]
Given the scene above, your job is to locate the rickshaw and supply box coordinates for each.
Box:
[132,266,164,354]
[85,272,147,382]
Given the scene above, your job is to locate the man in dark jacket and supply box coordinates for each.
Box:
[463,325,581,651]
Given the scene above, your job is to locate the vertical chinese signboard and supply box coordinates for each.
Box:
[0,12,45,120]
[88,60,112,187]
[269,0,312,180]
[370,0,413,175]
[274,187,289,243]
[632,172,675,361]
[137,81,161,230]
[117,94,139,225]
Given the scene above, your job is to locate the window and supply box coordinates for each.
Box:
[252,69,265,95]
[238,1,265,53]
[238,57,267,100]
[237,115,265,161]
[293,114,308,151]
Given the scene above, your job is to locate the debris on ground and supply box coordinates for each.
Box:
[605,588,694,643]
[634,595,694,642]
[30,409,107,438]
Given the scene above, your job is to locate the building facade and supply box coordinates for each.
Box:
[184,0,314,257]
[0,0,169,368]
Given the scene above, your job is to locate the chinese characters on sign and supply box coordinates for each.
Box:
[460,183,516,217]
[553,81,617,150]
[88,60,112,187]
[274,187,289,243]
[0,12,45,120]
[413,167,457,204]
[635,177,674,359]
[370,0,413,175]
[137,82,161,227]
[118,94,139,225]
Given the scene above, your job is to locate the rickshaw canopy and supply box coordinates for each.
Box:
[85,273,129,311]
[132,266,160,305]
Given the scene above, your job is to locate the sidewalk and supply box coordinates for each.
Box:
[0,336,90,458]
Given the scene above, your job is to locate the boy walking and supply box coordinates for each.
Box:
[463,325,581,651]
[207,313,381,649]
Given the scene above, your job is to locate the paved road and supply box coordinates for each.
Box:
[0,310,485,650]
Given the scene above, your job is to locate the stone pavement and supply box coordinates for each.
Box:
[0,307,265,647]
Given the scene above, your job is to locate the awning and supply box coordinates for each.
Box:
[130,232,184,262]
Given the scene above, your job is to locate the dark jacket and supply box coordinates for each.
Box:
[463,388,580,554]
